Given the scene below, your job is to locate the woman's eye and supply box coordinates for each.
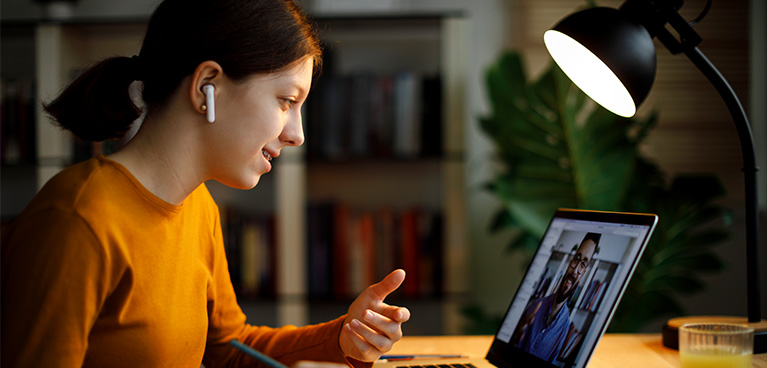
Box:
[281,98,297,109]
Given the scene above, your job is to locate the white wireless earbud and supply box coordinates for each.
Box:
[202,84,215,123]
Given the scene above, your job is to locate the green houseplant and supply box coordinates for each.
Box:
[477,51,731,332]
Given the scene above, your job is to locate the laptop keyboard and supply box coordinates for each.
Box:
[396,364,477,368]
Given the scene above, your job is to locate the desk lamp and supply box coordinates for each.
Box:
[542,0,767,352]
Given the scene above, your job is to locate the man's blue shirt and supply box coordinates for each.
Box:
[517,293,571,362]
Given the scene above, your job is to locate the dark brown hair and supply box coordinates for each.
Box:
[44,0,322,142]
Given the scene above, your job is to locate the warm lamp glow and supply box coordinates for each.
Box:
[543,30,636,117]
[544,0,765,353]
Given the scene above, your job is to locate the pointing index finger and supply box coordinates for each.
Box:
[367,302,412,323]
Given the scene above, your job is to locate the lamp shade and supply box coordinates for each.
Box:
[544,7,657,117]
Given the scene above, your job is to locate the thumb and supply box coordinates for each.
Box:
[368,269,406,300]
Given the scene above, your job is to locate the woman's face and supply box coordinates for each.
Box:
[206,57,313,189]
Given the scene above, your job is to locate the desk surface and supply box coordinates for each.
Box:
[388,334,767,367]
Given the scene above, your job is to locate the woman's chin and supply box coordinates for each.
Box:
[242,176,261,189]
[219,175,261,190]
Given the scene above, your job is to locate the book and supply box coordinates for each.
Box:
[240,219,261,297]
[304,69,442,161]
[393,71,421,158]
[332,203,351,298]
[349,74,372,157]
[1,78,36,165]
[305,201,444,299]
[559,323,583,361]
[399,208,421,298]
[589,281,609,312]
[219,206,277,298]
[307,202,333,296]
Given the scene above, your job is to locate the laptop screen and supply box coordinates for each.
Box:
[486,209,657,368]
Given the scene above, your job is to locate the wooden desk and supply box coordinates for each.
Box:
[387,334,767,367]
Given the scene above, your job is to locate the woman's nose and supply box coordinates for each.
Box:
[281,113,305,147]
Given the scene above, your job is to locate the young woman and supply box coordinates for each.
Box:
[1,0,410,366]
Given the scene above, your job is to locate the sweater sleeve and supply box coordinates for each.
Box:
[1,208,115,367]
[202,213,371,368]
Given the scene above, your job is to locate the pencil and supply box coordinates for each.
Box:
[379,354,467,361]
[230,339,288,368]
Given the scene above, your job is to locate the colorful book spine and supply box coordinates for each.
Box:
[306,201,444,300]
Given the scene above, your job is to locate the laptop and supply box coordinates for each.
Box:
[376,209,658,368]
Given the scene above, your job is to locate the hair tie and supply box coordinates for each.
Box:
[130,55,144,81]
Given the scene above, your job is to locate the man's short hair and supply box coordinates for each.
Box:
[582,232,601,254]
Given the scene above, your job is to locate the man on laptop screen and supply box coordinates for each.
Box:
[376,209,657,368]
[510,233,600,362]
[491,210,657,368]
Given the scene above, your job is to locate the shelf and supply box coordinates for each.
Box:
[293,14,470,333]
[307,160,444,209]
[312,12,465,22]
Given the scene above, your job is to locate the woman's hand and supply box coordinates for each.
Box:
[339,269,411,362]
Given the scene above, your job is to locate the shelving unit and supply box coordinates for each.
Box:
[295,14,469,334]
[34,21,147,188]
[11,12,469,335]
[1,23,38,220]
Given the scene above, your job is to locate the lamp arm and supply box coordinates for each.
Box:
[683,45,761,323]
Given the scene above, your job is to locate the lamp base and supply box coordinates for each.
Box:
[662,316,767,353]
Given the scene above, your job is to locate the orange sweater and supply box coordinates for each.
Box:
[1,156,364,368]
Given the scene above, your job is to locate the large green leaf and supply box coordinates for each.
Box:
[482,52,650,238]
[476,50,730,333]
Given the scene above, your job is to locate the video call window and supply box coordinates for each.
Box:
[496,220,649,368]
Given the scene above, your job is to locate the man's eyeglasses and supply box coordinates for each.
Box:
[569,254,589,274]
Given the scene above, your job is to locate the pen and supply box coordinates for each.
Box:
[379,354,467,361]
[230,339,288,368]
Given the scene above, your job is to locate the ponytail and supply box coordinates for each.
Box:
[45,0,322,143]
[43,56,142,142]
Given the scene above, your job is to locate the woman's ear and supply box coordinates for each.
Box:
[190,61,223,119]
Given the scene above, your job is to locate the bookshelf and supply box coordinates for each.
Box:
[33,21,147,188]
[18,12,468,335]
[1,23,38,220]
[298,14,469,334]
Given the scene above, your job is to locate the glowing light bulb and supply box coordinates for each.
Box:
[544,30,636,118]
